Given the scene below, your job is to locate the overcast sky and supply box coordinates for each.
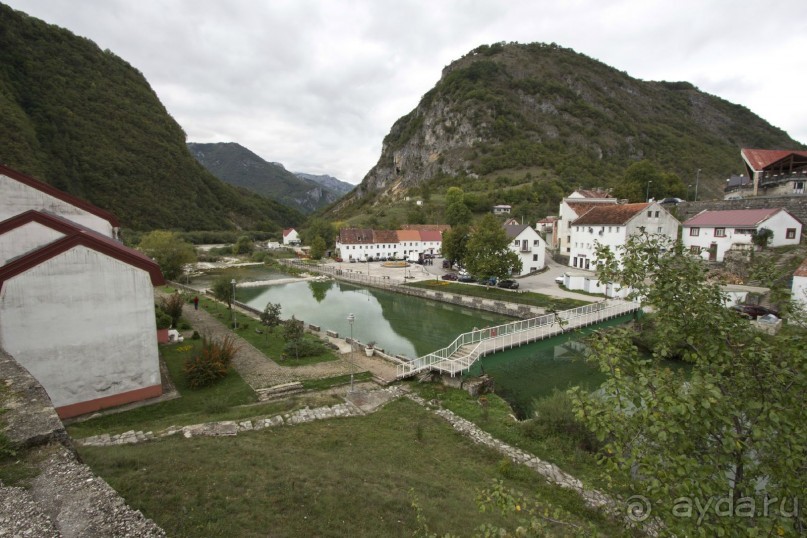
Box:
[7,0,807,184]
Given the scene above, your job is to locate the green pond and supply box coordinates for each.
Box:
[192,268,640,417]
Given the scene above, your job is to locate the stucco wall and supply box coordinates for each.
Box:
[0,246,160,410]
[0,222,66,266]
[0,175,113,237]
[792,275,807,308]
[509,228,545,275]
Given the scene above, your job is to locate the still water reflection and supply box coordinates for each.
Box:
[237,280,512,358]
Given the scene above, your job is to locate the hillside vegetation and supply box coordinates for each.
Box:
[188,142,348,215]
[330,42,803,226]
[0,4,302,232]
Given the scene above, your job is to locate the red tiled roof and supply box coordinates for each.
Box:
[373,230,398,244]
[564,201,613,218]
[0,164,121,227]
[571,203,650,226]
[741,149,807,171]
[574,189,613,199]
[399,224,450,232]
[420,230,442,242]
[795,257,807,278]
[338,228,374,244]
[282,228,296,237]
[682,208,790,227]
[0,214,164,289]
[537,216,558,223]
[396,230,420,242]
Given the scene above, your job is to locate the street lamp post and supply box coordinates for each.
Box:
[687,184,692,201]
[646,180,652,203]
[694,168,702,201]
[231,279,237,329]
[347,313,355,392]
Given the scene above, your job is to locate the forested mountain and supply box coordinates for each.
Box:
[331,42,803,221]
[0,4,302,231]
[188,142,349,214]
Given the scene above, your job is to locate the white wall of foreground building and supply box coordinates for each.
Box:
[0,246,161,417]
[0,174,115,238]
[561,271,631,299]
[0,221,65,266]
[507,226,546,275]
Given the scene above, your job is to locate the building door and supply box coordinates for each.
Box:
[709,242,718,262]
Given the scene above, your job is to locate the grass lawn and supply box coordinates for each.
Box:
[65,341,340,439]
[405,280,589,310]
[198,295,339,367]
[409,383,628,494]
[78,398,634,537]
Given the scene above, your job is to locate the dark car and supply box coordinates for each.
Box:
[497,279,519,289]
[730,304,779,319]
[441,273,458,281]
[458,275,475,283]
[477,276,497,286]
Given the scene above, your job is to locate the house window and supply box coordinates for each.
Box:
[533,254,538,261]
[715,228,726,237]
[690,227,700,237]
[655,211,660,218]
[786,228,796,239]
[690,246,700,254]
[657,227,662,233]
[533,240,539,246]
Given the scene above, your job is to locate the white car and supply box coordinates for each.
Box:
[554,275,565,284]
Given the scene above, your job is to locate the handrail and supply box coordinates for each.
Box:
[396,299,638,378]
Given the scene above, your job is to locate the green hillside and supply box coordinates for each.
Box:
[331,42,803,225]
[0,4,302,231]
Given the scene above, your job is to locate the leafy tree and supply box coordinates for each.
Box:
[232,235,254,255]
[464,214,522,279]
[441,225,470,267]
[569,234,806,536]
[309,236,327,260]
[752,227,773,249]
[138,231,197,281]
[260,302,282,329]
[282,316,305,360]
[159,292,184,327]
[303,219,337,249]
[445,186,465,207]
[445,201,473,227]
[212,276,235,309]
[612,161,686,202]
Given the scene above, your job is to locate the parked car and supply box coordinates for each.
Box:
[497,279,519,289]
[554,275,565,284]
[458,275,475,283]
[478,276,497,286]
[441,273,458,281]
[730,304,780,320]
[442,260,451,269]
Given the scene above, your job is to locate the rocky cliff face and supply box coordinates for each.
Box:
[336,42,801,214]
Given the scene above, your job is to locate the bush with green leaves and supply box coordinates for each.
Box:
[159,292,184,327]
[155,307,172,330]
[183,334,240,389]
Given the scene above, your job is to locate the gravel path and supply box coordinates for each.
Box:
[183,304,398,389]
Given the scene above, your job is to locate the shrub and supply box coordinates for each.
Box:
[159,292,184,327]
[283,338,324,359]
[183,333,240,389]
[155,307,172,330]
[522,390,600,452]
[191,331,201,340]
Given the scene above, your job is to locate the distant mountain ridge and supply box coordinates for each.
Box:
[188,142,349,214]
[294,172,353,196]
[331,42,803,218]
[0,4,302,232]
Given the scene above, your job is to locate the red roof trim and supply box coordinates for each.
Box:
[0,231,164,289]
[0,164,120,227]
[0,209,89,237]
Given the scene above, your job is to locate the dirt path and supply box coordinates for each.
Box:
[183,304,398,389]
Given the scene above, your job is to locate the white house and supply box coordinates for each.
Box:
[0,164,119,239]
[504,224,545,275]
[0,214,164,419]
[492,205,512,215]
[681,208,802,262]
[568,202,680,269]
[282,228,301,245]
[336,228,443,261]
[792,257,807,310]
[554,190,617,253]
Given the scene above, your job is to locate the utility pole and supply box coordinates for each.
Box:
[694,168,702,201]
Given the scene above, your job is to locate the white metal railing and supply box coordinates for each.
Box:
[396,299,638,378]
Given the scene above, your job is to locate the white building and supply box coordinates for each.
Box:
[681,208,802,262]
[568,202,680,269]
[793,257,807,310]
[504,224,545,275]
[336,228,443,261]
[282,228,301,245]
[554,189,617,254]
[0,212,164,419]
[0,164,119,239]
[492,205,512,215]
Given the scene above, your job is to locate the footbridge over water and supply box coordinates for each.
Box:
[396,300,639,379]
